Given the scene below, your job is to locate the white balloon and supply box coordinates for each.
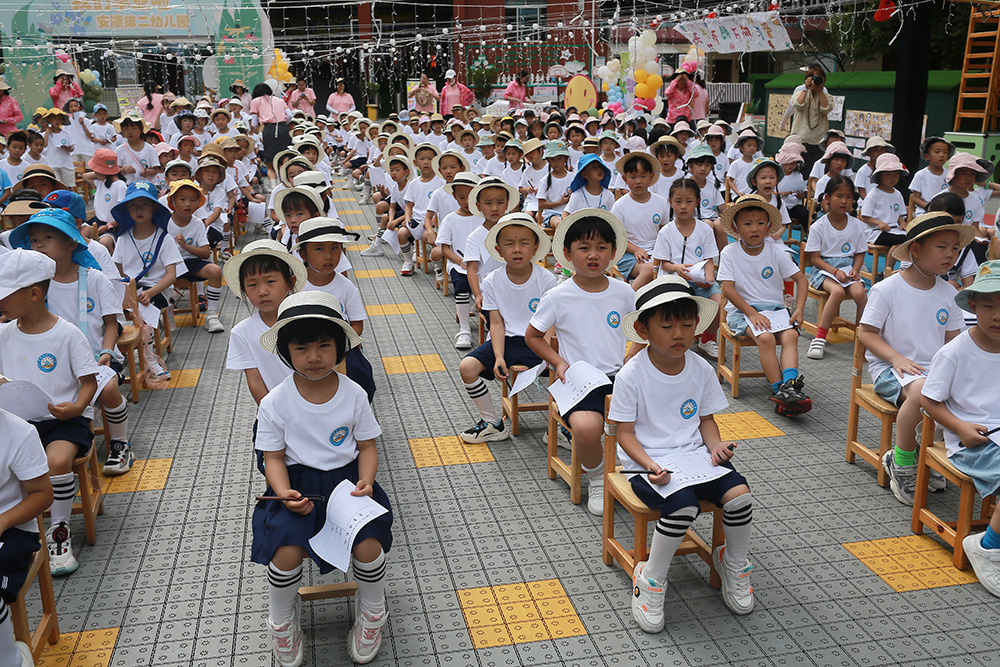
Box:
[652,98,664,116]
[628,36,638,50]
[642,46,658,62]
[645,60,660,74]
[640,29,657,48]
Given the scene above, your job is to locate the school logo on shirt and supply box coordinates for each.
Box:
[141,250,154,264]
[139,159,149,168]
[37,353,57,373]
[528,297,540,312]
[936,308,949,326]
[841,242,852,254]
[892,203,900,213]
[104,193,112,203]
[701,198,710,209]
[652,213,662,225]
[966,210,974,222]
[330,427,350,446]
[185,237,195,246]
[695,246,704,258]
[761,266,774,279]
[607,311,621,328]
[86,297,95,313]
[680,399,698,420]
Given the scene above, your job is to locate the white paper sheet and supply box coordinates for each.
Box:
[308,480,389,573]
[686,259,709,284]
[383,227,402,255]
[138,301,161,329]
[547,361,612,414]
[642,450,731,498]
[0,381,55,422]
[889,368,926,388]
[92,366,119,404]
[508,362,547,396]
[814,269,859,289]
[747,309,792,337]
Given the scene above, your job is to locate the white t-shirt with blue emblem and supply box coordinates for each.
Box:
[860,273,963,385]
[0,317,99,420]
[529,277,635,375]
[565,187,615,215]
[537,171,576,218]
[611,192,671,254]
[46,269,123,357]
[94,179,127,224]
[43,128,75,169]
[481,264,558,338]
[717,240,800,314]
[255,373,381,471]
[403,175,445,225]
[112,227,185,288]
[860,186,907,242]
[653,219,720,277]
[226,311,292,393]
[804,214,869,258]
[609,349,729,479]
[114,142,158,184]
[436,211,483,275]
[167,215,210,262]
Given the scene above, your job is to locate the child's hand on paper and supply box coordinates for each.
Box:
[848,267,859,280]
[957,422,990,448]
[282,490,315,515]
[748,312,771,332]
[48,402,84,420]
[892,356,925,377]
[137,290,152,306]
[554,359,570,383]
[351,480,374,498]
[675,263,693,282]
[709,441,737,466]
[647,464,671,486]
[834,268,849,283]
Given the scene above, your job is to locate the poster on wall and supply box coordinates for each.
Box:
[767,94,791,139]
[844,109,928,145]
[675,11,793,54]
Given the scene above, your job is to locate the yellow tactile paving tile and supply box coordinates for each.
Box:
[354,269,397,279]
[330,196,359,201]
[715,411,785,441]
[37,627,118,666]
[172,312,205,328]
[381,354,446,374]
[345,244,369,252]
[158,368,202,389]
[98,458,173,494]
[408,436,495,468]
[339,209,363,214]
[458,578,586,649]
[843,534,979,592]
[366,303,417,316]
[345,225,370,231]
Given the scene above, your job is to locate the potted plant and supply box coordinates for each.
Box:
[467,66,499,105]
[365,81,380,120]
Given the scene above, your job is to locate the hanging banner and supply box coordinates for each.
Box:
[675,12,793,54]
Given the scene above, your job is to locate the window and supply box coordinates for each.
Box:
[505,0,546,43]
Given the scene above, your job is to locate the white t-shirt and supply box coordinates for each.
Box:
[168,216,210,261]
[537,171,575,218]
[565,186,614,214]
[717,241,800,313]
[303,274,366,323]
[711,152,730,187]
[94,178,127,224]
[529,277,635,375]
[90,121,119,149]
[961,189,990,228]
[427,188,459,225]
[922,331,1000,456]
[500,163,524,189]
[519,164,549,212]
[464,224,505,282]
[909,167,949,215]
[197,185,229,232]
[860,273,963,384]
[810,160,853,181]
[404,175,445,224]
[0,317,99,420]
[608,350,729,477]
[611,193,671,253]
[804,214,869,258]
[86,239,118,281]
[255,374,381,471]
[67,112,93,156]
[695,180,724,221]
[778,171,807,209]
[481,264,558,337]
[860,187,906,242]
[0,409,50,532]
[44,128,75,169]
[484,156,505,178]
[726,158,755,196]
[226,311,292,393]
[46,269,122,357]
[436,211,483,274]
[115,142,158,184]
[854,164,873,196]
[652,220,719,276]
[649,171,683,202]
[0,158,25,187]
[112,228,185,288]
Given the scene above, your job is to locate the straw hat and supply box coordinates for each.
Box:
[411,142,442,160]
[520,138,545,156]
[551,209,628,271]
[293,217,360,253]
[223,239,307,298]
[444,172,480,195]
[259,291,362,356]
[113,112,150,134]
[649,136,685,158]
[614,152,660,184]
[485,212,551,264]
[891,211,978,262]
[622,275,719,343]
[278,157,314,184]
[468,176,518,218]
[720,194,783,237]
[432,150,470,174]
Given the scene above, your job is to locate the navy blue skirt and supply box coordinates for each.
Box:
[250,460,393,574]
[346,347,376,404]
[0,527,40,604]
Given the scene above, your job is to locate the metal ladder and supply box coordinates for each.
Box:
[954,4,1000,132]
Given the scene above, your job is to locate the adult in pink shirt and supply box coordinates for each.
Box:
[287,78,317,117]
[49,73,83,111]
[664,66,701,124]
[326,78,356,115]
[439,70,465,116]
[407,72,439,113]
[0,82,22,136]
[503,70,533,110]
[136,81,164,129]
[250,82,291,177]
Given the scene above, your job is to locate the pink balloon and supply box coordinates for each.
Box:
[56,53,70,63]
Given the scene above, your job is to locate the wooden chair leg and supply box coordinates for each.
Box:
[569,434,582,505]
[877,415,893,488]
[954,482,976,569]
[124,345,140,403]
[634,515,649,567]
[509,387,520,436]
[546,411,558,481]
[845,401,860,464]
[601,483,615,566]
[731,341,741,399]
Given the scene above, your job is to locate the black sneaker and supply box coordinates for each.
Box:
[460,419,510,444]
[770,376,812,417]
[103,440,135,475]
[198,295,208,312]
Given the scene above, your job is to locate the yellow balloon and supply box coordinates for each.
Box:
[634,69,648,84]
[634,82,650,99]
[646,74,663,90]
[602,82,609,91]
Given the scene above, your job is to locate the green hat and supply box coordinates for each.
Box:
[686,143,716,165]
[956,260,1000,312]
[543,140,570,160]
[746,158,782,190]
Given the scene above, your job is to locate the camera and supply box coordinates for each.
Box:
[811,75,824,86]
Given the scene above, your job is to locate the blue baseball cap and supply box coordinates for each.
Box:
[570,153,611,192]
[94,103,108,113]
[9,208,100,269]
[43,189,87,222]
[111,181,171,233]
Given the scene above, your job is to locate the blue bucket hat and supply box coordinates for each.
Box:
[43,189,87,222]
[9,208,100,269]
[571,153,611,192]
[111,181,171,233]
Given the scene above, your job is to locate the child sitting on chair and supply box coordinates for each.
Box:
[909,137,953,216]
[859,212,972,505]
[611,152,669,285]
[609,276,754,633]
[458,213,557,444]
[718,196,811,417]
[526,210,637,515]
[860,152,909,277]
[435,173,483,350]
[922,261,1000,599]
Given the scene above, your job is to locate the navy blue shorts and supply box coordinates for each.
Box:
[178,258,210,281]
[630,463,749,516]
[207,227,224,247]
[0,527,40,604]
[350,157,368,169]
[449,268,471,296]
[30,416,93,458]
[467,335,544,381]
[561,376,615,421]
[345,347,376,404]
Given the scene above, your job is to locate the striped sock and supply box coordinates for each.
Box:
[455,293,471,333]
[267,562,303,626]
[205,285,222,313]
[401,243,413,262]
[722,493,754,568]
[104,394,129,443]
[644,507,698,581]
[464,379,498,424]
[353,550,387,617]
[49,473,76,526]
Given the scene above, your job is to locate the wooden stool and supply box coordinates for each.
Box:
[501,365,549,436]
[601,418,722,586]
[437,265,450,296]
[116,322,142,403]
[44,447,104,545]
[799,252,858,338]
[912,414,998,568]
[716,296,765,399]
[845,336,898,487]
[73,162,89,203]
[860,244,893,285]
[11,517,59,662]
[416,238,431,274]
[172,279,200,326]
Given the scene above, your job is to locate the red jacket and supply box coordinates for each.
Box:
[0,94,23,136]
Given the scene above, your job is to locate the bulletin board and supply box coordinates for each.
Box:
[767,94,791,139]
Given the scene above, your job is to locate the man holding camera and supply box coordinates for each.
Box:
[788,64,833,171]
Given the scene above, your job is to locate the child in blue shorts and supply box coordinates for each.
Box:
[458,213,557,444]
[609,276,754,632]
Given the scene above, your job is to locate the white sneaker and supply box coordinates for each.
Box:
[698,339,719,359]
[929,469,947,492]
[347,598,387,664]
[267,596,304,667]
[587,475,604,516]
[204,310,225,333]
[713,545,755,615]
[46,522,78,577]
[631,561,666,633]
[542,426,572,451]
[358,195,373,204]
[455,331,473,350]
[360,241,384,257]
[400,261,414,276]
[882,449,916,506]
[807,338,826,360]
[147,359,171,381]
[16,641,32,667]
[460,419,510,444]
[963,532,1000,598]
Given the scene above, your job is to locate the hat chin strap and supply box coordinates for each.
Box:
[908,253,936,279]
[293,367,337,381]
[740,238,766,250]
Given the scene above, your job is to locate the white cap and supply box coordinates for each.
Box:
[445,69,457,80]
[0,249,56,300]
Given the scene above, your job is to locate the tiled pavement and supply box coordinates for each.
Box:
[22,176,998,667]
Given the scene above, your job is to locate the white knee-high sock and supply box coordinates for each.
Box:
[722,493,753,568]
[400,242,413,263]
[644,506,698,582]
[205,285,222,314]
[267,562,303,626]
[104,394,129,443]
[49,472,76,526]
[0,606,21,666]
[353,550,386,617]
[455,293,471,333]
[464,380,498,424]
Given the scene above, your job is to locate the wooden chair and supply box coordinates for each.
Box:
[912,413,998,568]
[416,238,431,274]
[501,364,549,436]
[437,264,450,295]
[11,517,59,663]
[716,294,765,399]
[845,335,898,487]
[602,404,722,587]
[116,315,142,403]
[906,192,917,225]
[43,446,104,545]
[171,279,201,326]
[798,251,858,339]
[123,279,170,386]
[478,311,488,347]
[859,244,893,285]
[73,162,89,203]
